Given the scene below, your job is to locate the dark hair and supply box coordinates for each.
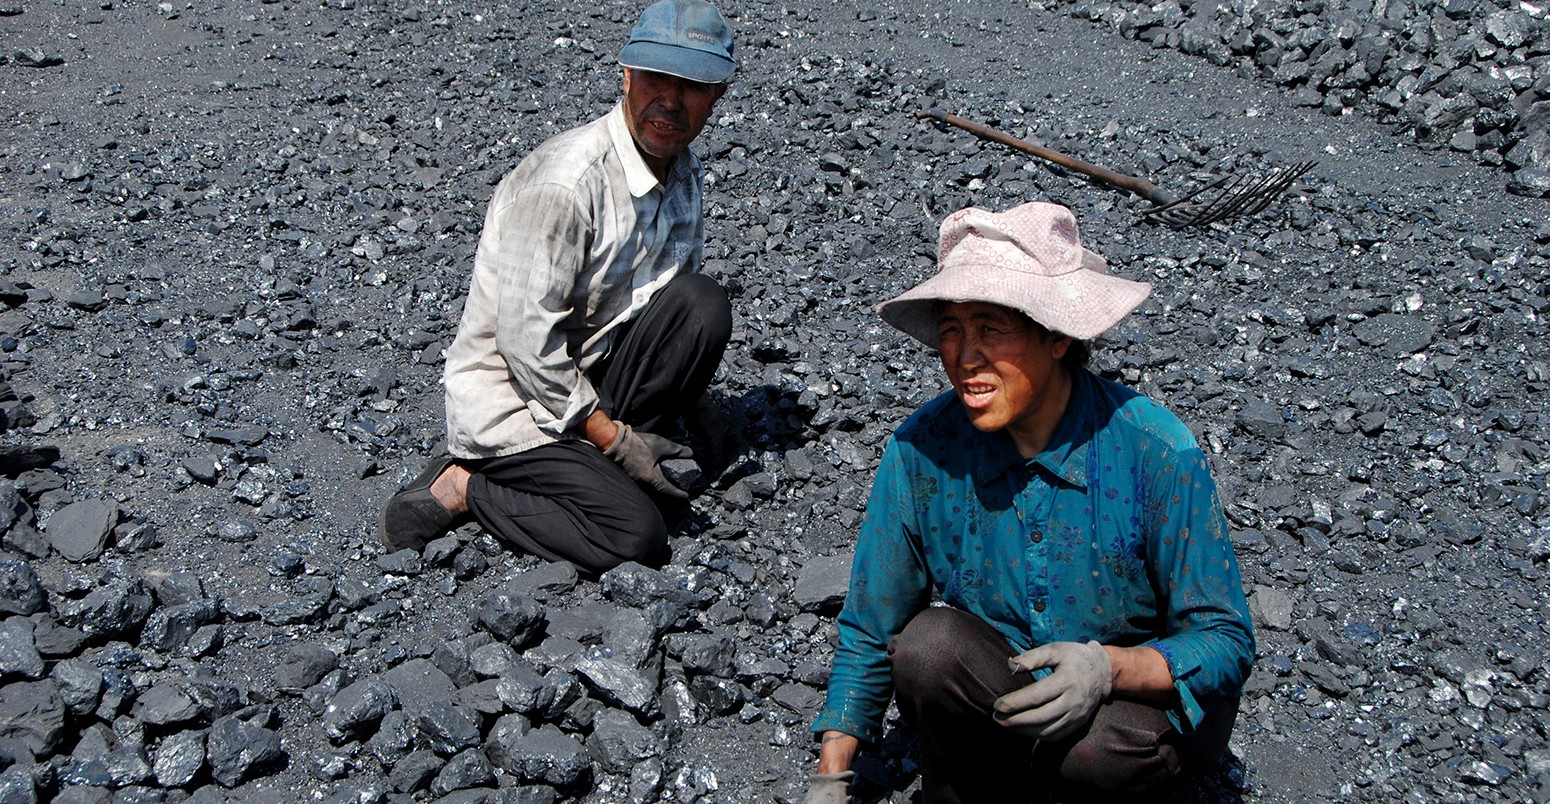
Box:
[1033,320,1091,370]
[1060,337,1092,369]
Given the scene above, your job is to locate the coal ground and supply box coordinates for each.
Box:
[3,0,1550,801]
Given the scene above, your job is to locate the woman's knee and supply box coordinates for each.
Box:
[1056,701,1182,795]
[887,607,973,696]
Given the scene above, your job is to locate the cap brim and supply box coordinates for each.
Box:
[619,42,735,84]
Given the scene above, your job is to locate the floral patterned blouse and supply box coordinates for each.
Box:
[813,369,1255,743]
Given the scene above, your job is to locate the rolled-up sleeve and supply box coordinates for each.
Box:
[489,182,600,437]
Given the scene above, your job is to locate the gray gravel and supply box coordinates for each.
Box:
[2,0,1549,801]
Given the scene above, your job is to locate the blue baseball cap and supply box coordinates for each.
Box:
[618,0,736,85]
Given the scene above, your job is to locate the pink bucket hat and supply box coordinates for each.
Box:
[878,202,1152,345]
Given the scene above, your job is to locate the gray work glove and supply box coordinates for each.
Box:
[604,422,692,500]
[993,640,1112,742]
[802,771,853,804]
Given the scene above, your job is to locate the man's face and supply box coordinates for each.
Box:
[621,68,726,174]
[937,301,1071,451]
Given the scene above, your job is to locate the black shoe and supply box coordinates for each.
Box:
[378,454,460,552]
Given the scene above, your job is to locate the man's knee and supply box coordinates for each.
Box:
[607,520,669,570]
[665,273,731,340]
[670,271,729,308]
[592,491,670,571]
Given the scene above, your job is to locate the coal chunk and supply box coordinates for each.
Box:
[668,632,736,678]
[1250,586,1295,631]
[414,700,481,756]
[140,600,220,654]
[428,748,496,796]
[135,684,202,727]
[367,709,414,768]
[273,643,339,692]
[206,709,285,787]
[204,426,268,446]
[388,749,441,793]
[493,661,558,716]
[63,577,154,640]
[0,617,44,679]
[476,590,547,647]
[794,552,853,612]
[0,679,66,757]
[1507,168,1550,199]
[0,559,45,616]
[50,658,103,716]
[575,648,660,718]
[13,48,64,68]
[1234,397,1286,441]
[485,724,589,787]
[152,729,206,788]
[1352,313,1435,355]
[599,562,692,609]
[382,658,456,717]
[45,499,117,562]
[587,709,661,775]
[0,484,29,534]
[260,577,333,625]
[322,677,398,743]
[0,766,33,801]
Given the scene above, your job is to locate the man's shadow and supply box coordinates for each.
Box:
[680,383,825,485]
[662,383,824,536]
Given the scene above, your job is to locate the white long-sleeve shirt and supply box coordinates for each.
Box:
[443,102,705,458]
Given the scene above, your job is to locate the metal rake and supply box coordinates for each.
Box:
[919,108,1315,229]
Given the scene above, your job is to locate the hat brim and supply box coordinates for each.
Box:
[619,42,735,84]
[878,253,1152,346]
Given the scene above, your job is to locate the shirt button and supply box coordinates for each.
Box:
[1033,599,1046,613]
[1031,529,1043,543]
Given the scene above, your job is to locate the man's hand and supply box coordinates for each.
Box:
[604,422,693,500]
[803,770,853,804]
[993,640,1112,742]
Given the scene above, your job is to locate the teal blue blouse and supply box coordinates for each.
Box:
[813,370,1255,743]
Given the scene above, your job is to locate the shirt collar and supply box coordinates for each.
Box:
[607,102,670,198]
[604,103,697,198]
[972,369,1094,489]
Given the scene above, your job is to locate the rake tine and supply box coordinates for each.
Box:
[1193,171,1281,226]
[1149,204,1200,228]
[1145,161,1316,227]
[1202,161,1316,224]
[1242,161,1317,216]
[1145,175,1232,227]
[1182,173,1262,226]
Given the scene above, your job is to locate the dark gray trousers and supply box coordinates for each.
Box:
[888,606,1238,804]
[463,273,731,576]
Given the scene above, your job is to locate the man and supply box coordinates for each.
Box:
[378,0,737,577]
[806,203,1255,802]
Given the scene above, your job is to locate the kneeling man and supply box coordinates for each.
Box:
[807,202,1255,802]
[378,0,739,576]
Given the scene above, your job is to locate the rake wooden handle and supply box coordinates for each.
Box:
[918,108,1179,206]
